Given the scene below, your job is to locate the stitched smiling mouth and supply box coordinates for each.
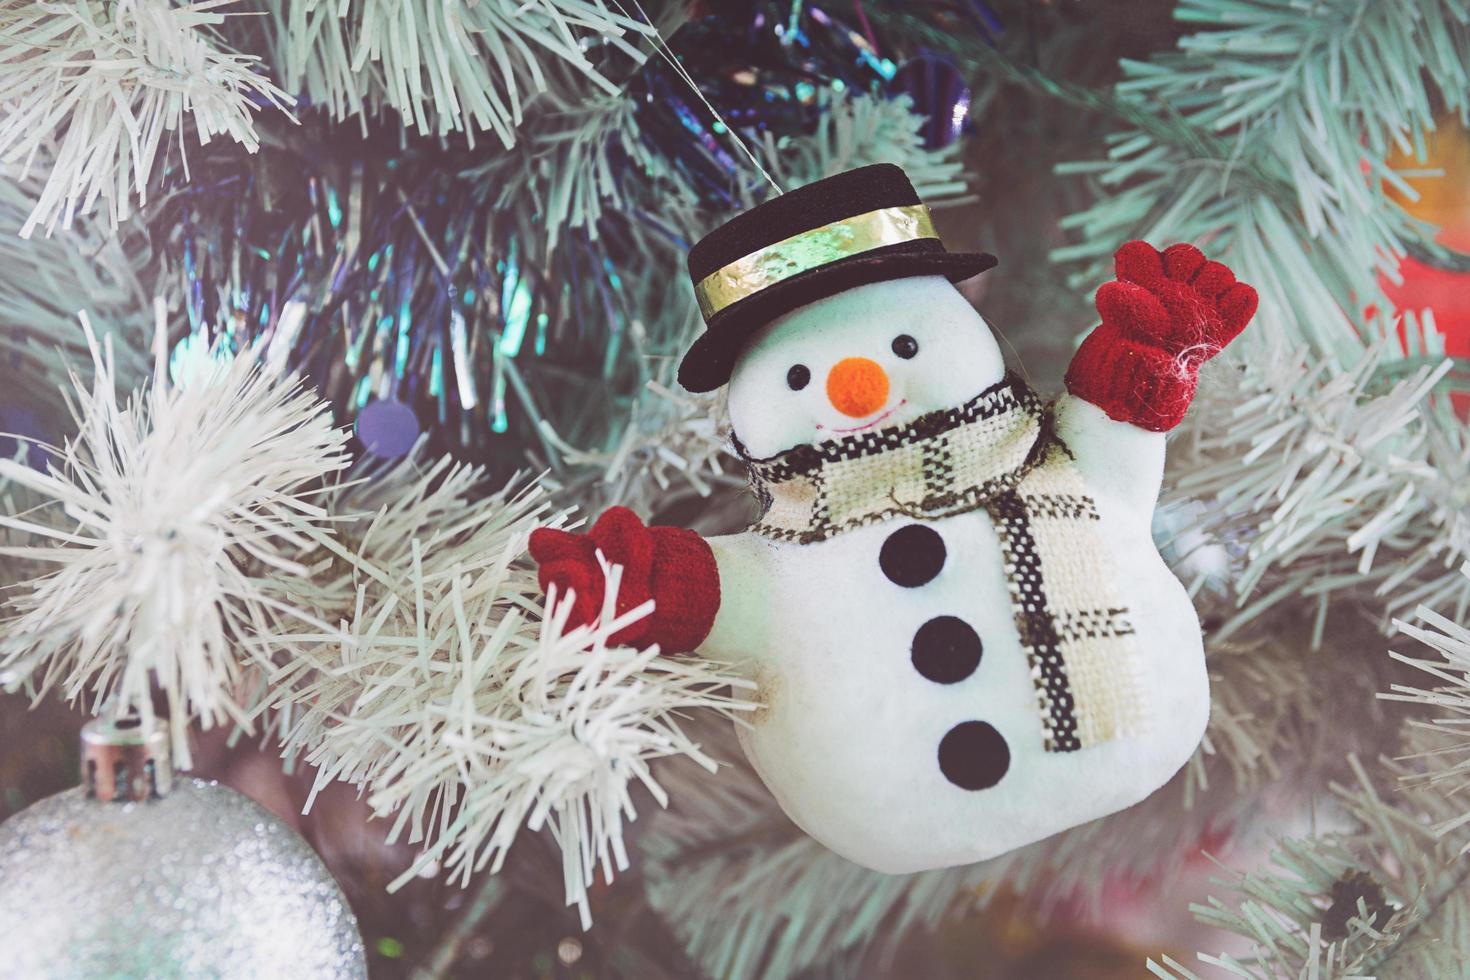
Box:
[818,399,907,434]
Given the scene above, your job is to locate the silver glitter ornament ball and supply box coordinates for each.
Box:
[0,718,366,979]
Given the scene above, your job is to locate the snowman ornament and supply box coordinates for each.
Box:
[531,164,1258,874]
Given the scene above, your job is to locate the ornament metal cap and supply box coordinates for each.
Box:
[81,714,174,802]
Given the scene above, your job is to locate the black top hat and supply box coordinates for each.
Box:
[677,163,996,393]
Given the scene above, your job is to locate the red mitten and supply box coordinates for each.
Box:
[1065,241,1258,432]
[527,507,720,653]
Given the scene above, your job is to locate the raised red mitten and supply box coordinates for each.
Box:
[527,507,720,653]
[1093,279,1179,353]
[1066,240,1258,432]
[1116,241,1257,351]
[1066,323,1198,432]
[1112,238,1168,287]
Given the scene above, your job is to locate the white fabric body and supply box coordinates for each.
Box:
[700,276,1209,874]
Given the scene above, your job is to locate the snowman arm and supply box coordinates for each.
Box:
[698,531,772,665]
[1063,240,1257,433]
[1053,393,1166,523]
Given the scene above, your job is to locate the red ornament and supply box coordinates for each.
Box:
[1381,253,1470,363]
[1382,116,1470,411]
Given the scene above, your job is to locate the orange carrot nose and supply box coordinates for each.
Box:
[826,357,890,418]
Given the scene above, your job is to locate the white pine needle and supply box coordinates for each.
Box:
[761,90,971,204]
[540,378,738,514]
[1383,564,1470,843]
[1054,0,1470,671]
[266,0,651,146]
[0,0,295,237]
[1159,740,1470,979]
[1166,347,1470,642]
[0,305,350,765]
[0,168,152,403]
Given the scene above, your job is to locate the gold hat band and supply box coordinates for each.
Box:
[693,203,940,320]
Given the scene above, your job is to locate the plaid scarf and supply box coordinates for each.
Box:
[734,374,1146,752]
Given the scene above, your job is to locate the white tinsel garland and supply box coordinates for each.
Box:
[276,537,752,928]
[0,307,349,764]
[261,455,568,749]
[0,0,293,237]
[268,468,751,927]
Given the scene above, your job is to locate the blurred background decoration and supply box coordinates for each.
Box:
[2,1,1470,977]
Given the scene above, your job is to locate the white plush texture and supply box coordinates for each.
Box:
[727,276,1007,458]
[702,277,1208,874]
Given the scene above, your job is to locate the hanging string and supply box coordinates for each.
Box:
[617,0,786,197]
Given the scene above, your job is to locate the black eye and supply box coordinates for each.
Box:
[787,364,810,390]
[892,334,919,359]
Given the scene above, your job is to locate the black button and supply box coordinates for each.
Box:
[911,616,983,684]
[938,721,1010,790]
[879,524,945,587]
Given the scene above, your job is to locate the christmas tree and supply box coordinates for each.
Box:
[3,1,1470,977]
